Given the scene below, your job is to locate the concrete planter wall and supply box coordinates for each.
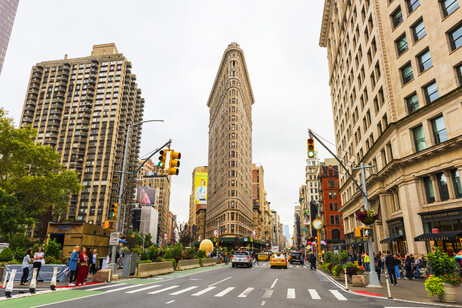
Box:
[136,261,174,278]
[200,258,216,267]
[176,259,200,271]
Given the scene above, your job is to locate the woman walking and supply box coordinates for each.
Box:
[20,249,32,285]
[405,254,414,280]
[33,247,44,279]
[76,247,89,286]
[68,246,80,286]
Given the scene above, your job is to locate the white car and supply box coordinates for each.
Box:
[232,252,253,268]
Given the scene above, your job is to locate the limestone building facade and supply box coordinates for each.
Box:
[319,0,462,255]
[206,42,254,240]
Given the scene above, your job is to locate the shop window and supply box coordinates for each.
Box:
[436,173,450,201]
[451,170,462,198]
[423,176,435,203]
[431,115,448,144]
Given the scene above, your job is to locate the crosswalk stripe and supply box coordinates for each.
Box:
[192,287,216,296]
[308,289,321,299]
[148,285,179,295]
[126,284,161,294]
[215,287,235,297]
[105,284,140,293]
[287,288,296,299]
[170,286,198,295]
[262,289,273,298]
[238,287,254,298]
[329,289,347,301]
[85,283,127,291]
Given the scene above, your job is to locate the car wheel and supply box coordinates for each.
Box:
[270,265,273,269]
[285,266,288,269]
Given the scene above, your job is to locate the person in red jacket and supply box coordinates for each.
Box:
[76,247,89,286]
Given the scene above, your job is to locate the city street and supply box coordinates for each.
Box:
[2,263,439,308]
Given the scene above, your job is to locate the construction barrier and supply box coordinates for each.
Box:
[136,261,174,278]
[176,259,200,271]
[200,258,216,267]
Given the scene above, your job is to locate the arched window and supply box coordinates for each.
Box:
[332,229,341,240]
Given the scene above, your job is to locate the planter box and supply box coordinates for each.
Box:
[438,283,458,303]
[136,261,174,278]
[352,275,366,287]
[176,259,200,271]
[200,258,216,267]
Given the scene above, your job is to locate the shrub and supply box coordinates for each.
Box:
[0,247,13,262]
[324,251,334,263]
[425,275,444,297]
[322,262,331,271]
[328,263,334,271]
[339,250,349,264]
[140,260,152,264]
[342,262,359,277]
[148,246,160,261]
[13,247,27,261]
[357,265,365,275]
[164,249,173,259]
[186,247,196,257]
[332,264,342,276]
[196,250,206,258]
[155,256,163,262]
[44,239,62,260]
[426,249,457,277]
[440,273,462,286]
[140,250,149,261]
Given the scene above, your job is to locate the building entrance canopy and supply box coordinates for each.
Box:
[414,231,462,242]
[380,235,404,243]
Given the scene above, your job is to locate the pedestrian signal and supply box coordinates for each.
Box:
[168,150,181,175]
[307,138,315,158]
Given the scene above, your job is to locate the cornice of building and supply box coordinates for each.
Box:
[319,0,332,47]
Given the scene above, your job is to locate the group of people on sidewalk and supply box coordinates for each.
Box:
[68,246,99,286]
[20,247,45,285]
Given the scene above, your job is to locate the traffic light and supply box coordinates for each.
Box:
[168,151,181,175]
[110,203,119,219]
[102,221,110,230]
[157,150,167,171]
[307,138,315,158]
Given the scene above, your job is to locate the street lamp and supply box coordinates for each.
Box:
[111,119,164,272]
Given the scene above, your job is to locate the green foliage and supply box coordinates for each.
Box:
[425,275,445,297]
[196,250,206,258]
[0,247,14,262]
[155,256,163,262]
[0,189,27,237]
[339,250,349,263]
[140,260,152,264]
[170,243,183,259]
[440,273,462,286]
[44,239,62,259]
[186,247,196,257]
[342,262,359,277]
[140,250,149,261]
[164,258,177,268]
[164,249,173,259]
[6,233,31,252]
[13,247,27,261]
[321,262,331,271]
[332,264,342,276]
[230,249,235,256]
[426,249,457,277]
[148,246,160,261]
[324,251,333,263]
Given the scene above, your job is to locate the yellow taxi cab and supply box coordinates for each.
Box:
[258,253,269,261]
[270,252,288,269]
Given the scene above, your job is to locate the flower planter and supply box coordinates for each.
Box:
[361,217,376,225]
[438,283,458,303]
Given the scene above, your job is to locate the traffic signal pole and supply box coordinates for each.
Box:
[307,129,380,287]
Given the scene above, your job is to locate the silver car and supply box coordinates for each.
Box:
[232,252,252,268]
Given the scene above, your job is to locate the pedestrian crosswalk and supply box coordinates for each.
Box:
[85,283,350,301]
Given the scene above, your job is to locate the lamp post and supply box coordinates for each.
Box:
[111,119,163,272]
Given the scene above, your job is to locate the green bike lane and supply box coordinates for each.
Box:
[0,264,229,308]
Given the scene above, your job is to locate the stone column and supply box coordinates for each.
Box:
[445,170,456,199]
[379,193,390,253]
[430,174,440,202]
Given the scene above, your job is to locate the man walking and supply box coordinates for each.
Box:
[308,252,316,270]
[385,251,397,286]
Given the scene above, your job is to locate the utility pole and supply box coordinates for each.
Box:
[217,218,220,257]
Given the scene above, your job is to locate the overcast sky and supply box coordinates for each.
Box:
[0,0,335,232]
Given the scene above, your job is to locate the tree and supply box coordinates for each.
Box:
[178,223,192,247]
[0,108,80,240]
[0,189,27,236]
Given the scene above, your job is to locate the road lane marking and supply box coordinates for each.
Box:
[215,287,235,297]
[330,289,347,301]
[105,285,140,293]
[287,288,296,299]
[166,300,175,304]
[270,278,278,289]
[126,284,161,293]
[192,286,216,296]
[85,283,127,291]
[208,276,231,287]
[148,285,179,294]
[170,286,198,295]
[308,289,321,299]
[262,289,273,298]
[261,301,266,306]
[238,287,254,298]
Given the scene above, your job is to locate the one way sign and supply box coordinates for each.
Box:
[363,228,373,238]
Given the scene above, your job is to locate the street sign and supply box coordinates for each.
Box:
[164,233,167,240]
[364,228,373,238]
[198,235,201,241]
[432,228,439,234]
[213,229,218,237]
[109,232,120,246]
[302,228,307,232]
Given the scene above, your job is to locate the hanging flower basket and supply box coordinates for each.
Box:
[355,209,378,225]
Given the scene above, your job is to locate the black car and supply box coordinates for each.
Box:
[290,252,304,265]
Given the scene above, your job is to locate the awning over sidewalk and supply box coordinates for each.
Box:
[380,235,403,244]
[414,231,462,241]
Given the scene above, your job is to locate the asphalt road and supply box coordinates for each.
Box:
[35,262,436,308]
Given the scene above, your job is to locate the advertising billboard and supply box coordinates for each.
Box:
[194,172,208,204]
[136,186,157,205]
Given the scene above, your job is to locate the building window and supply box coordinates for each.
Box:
[392,7,403,28]
[449,24,462,50]
[456,64,462,86]
[407,0,420,12]
[329,192,332,199]
[451,170,462,198]
[413,125,426,152]
[441,0,459,17]
[330,216,334,225]
[406,93,419,114]
[335,216,340,225]
[418,49,432,72]
[396,35,408,55]
[329,203,333,211]
[332,229,341,240]
[436,173,450,201]
[401,63,414,84]
[423,176,435,203]
[334,203,338,211]
[328,180,335,188]
[424,81,439,103]
[333,192,337,199]
[412,19,426,41]
[431,115,448,144]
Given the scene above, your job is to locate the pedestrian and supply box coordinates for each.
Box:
[89,249,99,279]
[33,246,45,280]
[394,255,401,279]
[405,254,414,280]
[20,249,32,285]
[76,247,89,286]
[308,252,316,270]
[414,254,422,279]
[364,252,370,272]
[385,251,397,285]
[86,248,93,280]
[374,252,383,282]
[224,252,229,265]
[68,246,80,286]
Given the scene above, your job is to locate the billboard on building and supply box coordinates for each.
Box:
[194,172,208,204]
[137,186,157,205]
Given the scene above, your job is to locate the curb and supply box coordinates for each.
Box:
[317,269,462,307]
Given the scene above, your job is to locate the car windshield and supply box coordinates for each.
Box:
[291,253,301,257]
[234,253,248,256]
[272,254,285,259]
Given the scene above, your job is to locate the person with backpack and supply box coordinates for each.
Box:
[385,251,397,285]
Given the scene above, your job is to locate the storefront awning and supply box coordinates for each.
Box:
[414,231,462,242]
[380,235,403,244]
[346,241,367,246]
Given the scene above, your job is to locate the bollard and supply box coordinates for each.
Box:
[50,267,58,291]
[384,271,393,299]
[29,268,38,294]
[344,267,349,290]
[2,265,9,289]
[5,268,17,298]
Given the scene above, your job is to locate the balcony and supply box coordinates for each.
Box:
[22,117,33,124]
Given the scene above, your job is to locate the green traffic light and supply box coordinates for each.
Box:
[308,150,314,158]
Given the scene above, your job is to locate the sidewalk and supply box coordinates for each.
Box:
[321,269,462,306]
